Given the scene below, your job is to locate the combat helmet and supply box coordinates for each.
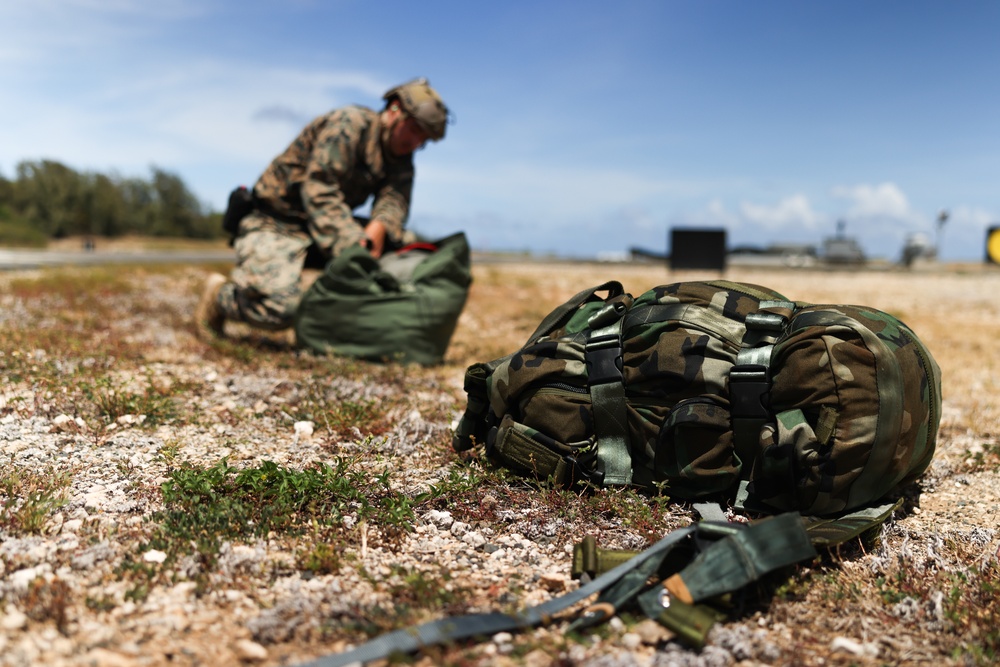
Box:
[383,78,449,141]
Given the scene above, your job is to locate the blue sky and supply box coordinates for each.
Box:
[2,0,998,261]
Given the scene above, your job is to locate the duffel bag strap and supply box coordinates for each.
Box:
[585,300,632,486]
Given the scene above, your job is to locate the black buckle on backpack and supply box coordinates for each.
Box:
[729,364,770,419]
[586,334,623,386]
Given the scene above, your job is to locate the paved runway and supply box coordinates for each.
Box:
[0,248,234,270]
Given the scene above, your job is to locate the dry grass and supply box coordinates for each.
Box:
[0,257,998,666]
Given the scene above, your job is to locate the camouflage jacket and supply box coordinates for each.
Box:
[251,105,414,257]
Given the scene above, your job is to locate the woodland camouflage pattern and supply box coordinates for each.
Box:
[454,280,942,517]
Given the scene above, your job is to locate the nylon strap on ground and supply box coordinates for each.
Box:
[299,524,696,667]
[585,303,631,486]
[636,513,815,646]
[801,499,901,547]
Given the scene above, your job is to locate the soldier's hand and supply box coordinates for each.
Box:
[364,219,388,258]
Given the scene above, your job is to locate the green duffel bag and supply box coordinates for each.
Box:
[294,232,471,365]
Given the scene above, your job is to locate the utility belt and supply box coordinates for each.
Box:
[222,186,308,240]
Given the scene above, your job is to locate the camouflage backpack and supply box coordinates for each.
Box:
[453,279,941,517]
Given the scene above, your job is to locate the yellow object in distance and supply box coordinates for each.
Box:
[987,228,1000,264]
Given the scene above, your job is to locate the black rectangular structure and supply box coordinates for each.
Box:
[669,227,727,270]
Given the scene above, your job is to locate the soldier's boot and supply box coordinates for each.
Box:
[195,273,228,340]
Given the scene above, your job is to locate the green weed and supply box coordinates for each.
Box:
[157,440,182,463]
[83,376,178,426]
[964,441,1000,473]
[0,462,71,534]
[296,541,341,576]
[150,458,418,564]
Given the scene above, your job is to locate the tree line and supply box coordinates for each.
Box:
[0,160,224,246]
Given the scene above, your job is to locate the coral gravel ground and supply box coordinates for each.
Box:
[0,253,998,667]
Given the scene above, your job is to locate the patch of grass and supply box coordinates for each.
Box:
[296,541,341,576]
[323,400,385,433]
[82,375,178,426]
[84,594,117,613]
[801,546,1000,665]
[114,557,159,603]
[964,441,1000,473]
[873,565,1000,664]
[6,267,134,301]
[385,565,471,612]
[949,566,1000,664]
[0,462,71,535]
[157,440,183,463]
[150,458,419,564]
[579,486,676,538]
[420,459,521,520]
[0,219,48,247]
[283,379,390,435]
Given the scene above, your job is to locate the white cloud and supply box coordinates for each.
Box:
[739,194,824,230]
[0,58,390,181]
[830,182,912,220]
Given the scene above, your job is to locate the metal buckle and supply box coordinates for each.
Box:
[658,588,671,609]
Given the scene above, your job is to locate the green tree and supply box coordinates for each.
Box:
[0,160,224,241]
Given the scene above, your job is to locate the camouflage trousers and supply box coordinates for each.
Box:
[216,212,415,330]
[217,214,318,330]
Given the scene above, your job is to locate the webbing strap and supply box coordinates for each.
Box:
[568,534,681,633]
[299,525,697,667]
[730,300,795,504]
[801,499,901,547]
[657,513,816,605]
[586,311,631,486]
[568,513,816,647]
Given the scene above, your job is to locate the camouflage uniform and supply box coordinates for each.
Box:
[217,105,415,330]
